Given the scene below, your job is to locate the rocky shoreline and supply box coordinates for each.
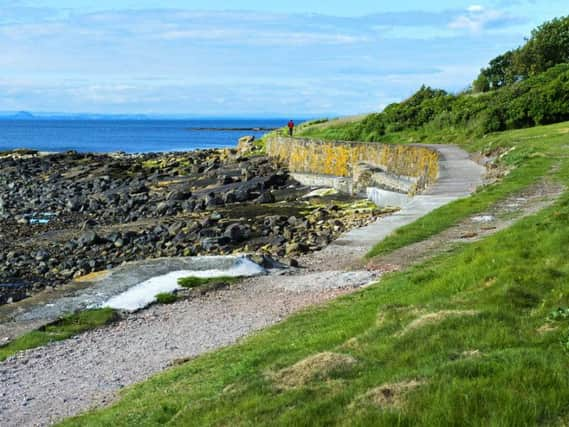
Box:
[0,144,386,305]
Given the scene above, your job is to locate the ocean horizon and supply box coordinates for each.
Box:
[0,118,296,154]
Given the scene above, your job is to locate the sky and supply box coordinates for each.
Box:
[0,0,568,116]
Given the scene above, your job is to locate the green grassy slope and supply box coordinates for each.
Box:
[61,122,569,426]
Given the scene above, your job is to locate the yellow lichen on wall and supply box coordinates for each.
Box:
[266,136,439,193]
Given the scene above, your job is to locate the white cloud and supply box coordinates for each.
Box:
[156,29,367,45]
[0,7,529,114]
[467,5,485,13]
[449,6,510,32]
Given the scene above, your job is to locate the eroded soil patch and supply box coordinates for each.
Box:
[357,380,424,411]
[367,179,565,273]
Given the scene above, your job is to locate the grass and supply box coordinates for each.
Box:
[155,293,178,304]
[0,308,119,362]
[58,121,569,426]
[177,276,240,289]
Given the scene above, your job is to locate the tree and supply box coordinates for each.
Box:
[472,15,569,91]
[473,73,490,93]
[517,16,569,77]
[476,51,520,92]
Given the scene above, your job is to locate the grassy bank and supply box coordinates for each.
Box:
[0,308,119,362]
[61,122,569,425]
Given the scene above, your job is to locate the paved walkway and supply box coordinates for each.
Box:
[329,144,485,256]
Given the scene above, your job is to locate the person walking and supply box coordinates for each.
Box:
[288,119,295,137]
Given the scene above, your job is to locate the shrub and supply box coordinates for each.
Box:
[155,293,178,304]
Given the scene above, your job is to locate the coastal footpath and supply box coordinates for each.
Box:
[0,137,485,426]
[32,17,569,424]
[49,120,569,427]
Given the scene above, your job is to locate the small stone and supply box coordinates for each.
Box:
[254,191,275,204]
[288,258,300,268]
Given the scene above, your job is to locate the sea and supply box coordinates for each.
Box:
[0,118,291,154]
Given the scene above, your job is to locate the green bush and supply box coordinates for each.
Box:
[155,293,178,304]
[297,17,569,146]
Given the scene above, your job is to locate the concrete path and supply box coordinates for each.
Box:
[326,144,485,256]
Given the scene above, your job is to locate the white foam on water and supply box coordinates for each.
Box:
[102,257,265,312]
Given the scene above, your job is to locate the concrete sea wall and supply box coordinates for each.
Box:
[266,136,439,195]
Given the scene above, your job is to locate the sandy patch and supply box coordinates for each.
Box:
[398,310,479,336]
[537,323,559,334]
[461,349,482,358]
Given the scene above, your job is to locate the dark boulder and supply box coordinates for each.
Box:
[182,199,196,212]
[205,192,225,209]
[167,190,192,201]
[129,182,149,194]
[198,227,221,238]
[78,230,105,247]
[224,190,237,204]
[66,197,83,212]
[200,236,230,251]
[234,188,251,202]
[224,223,249,242]
[248,254,287,270]
[217,175,234,185]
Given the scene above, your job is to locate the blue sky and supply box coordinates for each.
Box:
[0,1,567,116]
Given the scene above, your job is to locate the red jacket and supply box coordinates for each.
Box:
[288,121,294,128]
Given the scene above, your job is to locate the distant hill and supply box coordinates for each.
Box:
[9,111,35,120]
[0,112,152,121]
[0,112,314,121]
